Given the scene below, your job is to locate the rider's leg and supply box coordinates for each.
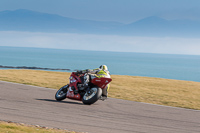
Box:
[102,84,110,97]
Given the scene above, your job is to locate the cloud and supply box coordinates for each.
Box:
[0,31,199,55]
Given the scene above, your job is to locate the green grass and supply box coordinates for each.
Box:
[0,121,76,133]
[0,69,200,110]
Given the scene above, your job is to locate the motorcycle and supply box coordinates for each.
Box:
[55,71,112,105]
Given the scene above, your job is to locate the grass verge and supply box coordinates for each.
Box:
[0,121,77,133]
[0,69,200,110]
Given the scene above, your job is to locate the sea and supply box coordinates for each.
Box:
[0,46,199,82]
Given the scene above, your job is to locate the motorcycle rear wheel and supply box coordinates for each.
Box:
[55,85,69,101]
[82,87,102,105]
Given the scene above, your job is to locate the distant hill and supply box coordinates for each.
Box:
[0,9,200,37]
[121,16,200,37]
[0,9,124,34]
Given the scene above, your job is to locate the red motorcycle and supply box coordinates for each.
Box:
[55,71,112,105]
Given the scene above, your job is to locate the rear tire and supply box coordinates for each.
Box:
[55,85,69,101]
[82,87,102,105]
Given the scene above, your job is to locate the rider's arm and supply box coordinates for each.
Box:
[76,69,93,74]
[76,68,99,74]
[88,69,99,74]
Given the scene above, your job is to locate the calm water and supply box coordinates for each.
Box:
[0,46,200,82]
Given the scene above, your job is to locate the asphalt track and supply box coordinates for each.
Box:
[0,81,200,133]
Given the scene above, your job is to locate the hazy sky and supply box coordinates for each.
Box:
[1,31,200,55]
[1,0,200,55]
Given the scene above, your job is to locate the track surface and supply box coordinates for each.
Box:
[0,81,200,133]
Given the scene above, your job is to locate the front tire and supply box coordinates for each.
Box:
[55,85,69,101]
[82,87,102,105]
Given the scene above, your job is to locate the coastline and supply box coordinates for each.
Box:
[1,46,200,82]
[0,66,199,82]
[0,65,71,71]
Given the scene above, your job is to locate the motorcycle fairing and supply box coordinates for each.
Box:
[91,77,112,89]
[66,89,81,100]
[66,72,82,100]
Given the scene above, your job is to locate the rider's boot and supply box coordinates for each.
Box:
[71,86,78,95]
[78,83,88,90]
[101,87,108,101]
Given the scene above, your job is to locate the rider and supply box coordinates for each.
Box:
[77,65,111,98]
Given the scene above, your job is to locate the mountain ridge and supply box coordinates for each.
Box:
[0,9,200,37]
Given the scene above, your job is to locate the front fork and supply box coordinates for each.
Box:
[62,84,69,93]
[86,86,91,95]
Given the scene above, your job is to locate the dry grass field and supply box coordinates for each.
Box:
[0,121,76,133]
[0,69,200,110]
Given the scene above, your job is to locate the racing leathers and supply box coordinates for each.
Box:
[78,68,111,97]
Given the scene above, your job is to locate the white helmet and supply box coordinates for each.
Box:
[99,65,108,71]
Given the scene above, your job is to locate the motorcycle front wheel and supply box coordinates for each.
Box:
[55,84,69,101]
[82,87,102,105]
